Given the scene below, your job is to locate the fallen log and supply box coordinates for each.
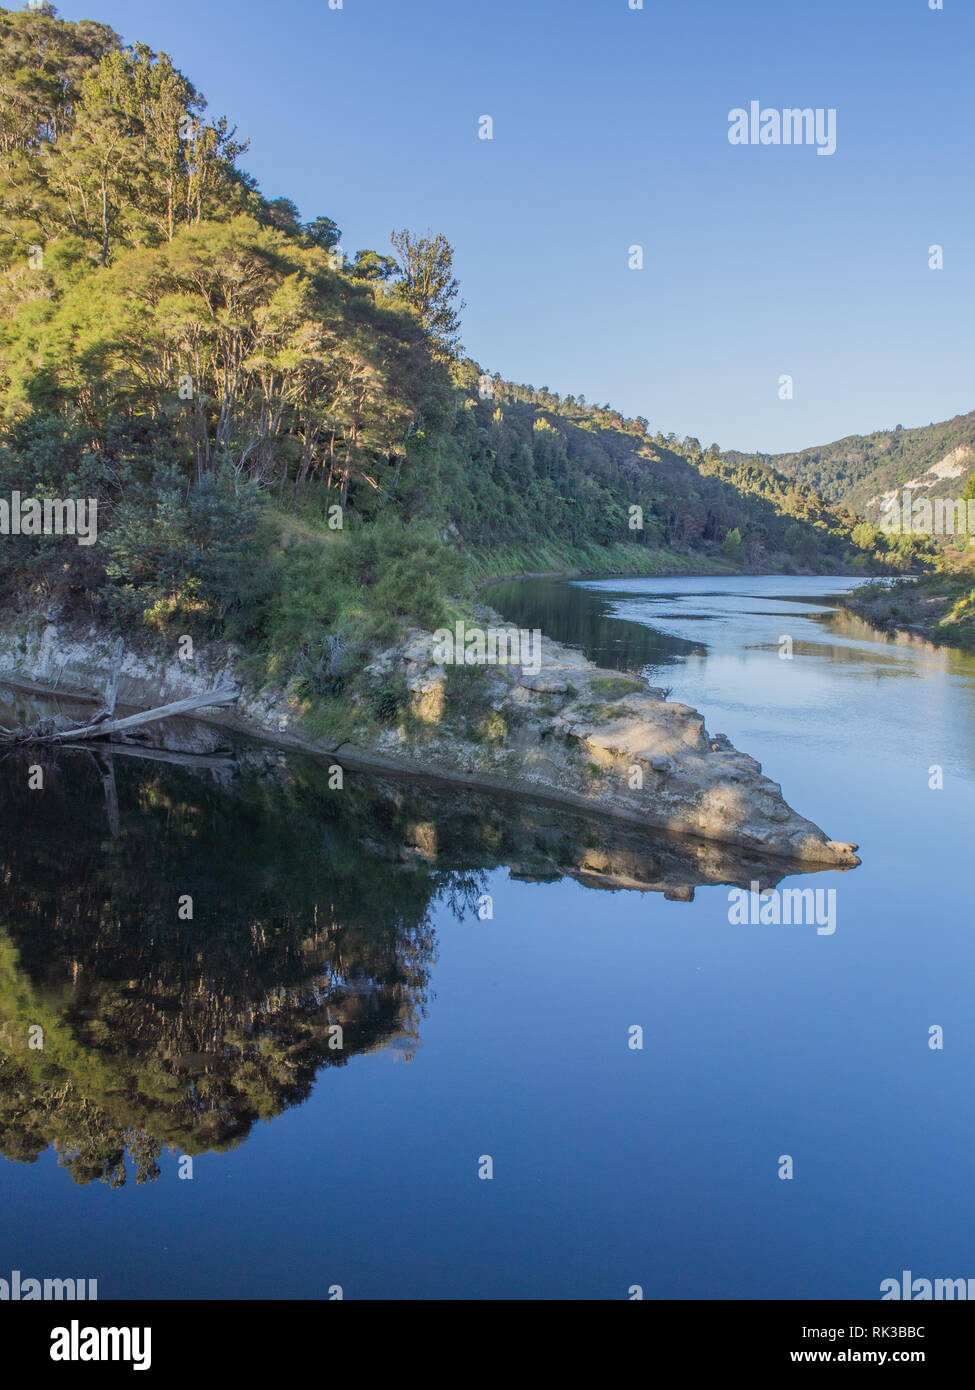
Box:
[49,688,240,742]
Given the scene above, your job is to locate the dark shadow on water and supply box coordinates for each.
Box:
[484,578,697,671]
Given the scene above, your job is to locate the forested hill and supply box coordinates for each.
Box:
[438,375,868,571]
[724,412,975,521]
[0,5,921,696]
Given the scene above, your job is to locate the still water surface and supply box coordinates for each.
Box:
[1,575,973,1299]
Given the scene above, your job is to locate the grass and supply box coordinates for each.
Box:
[465,539,735,583]
[589,674,646,700]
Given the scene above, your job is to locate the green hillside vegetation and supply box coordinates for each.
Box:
[0,4,924,712]
[725,414,975,648]
[847,564,975,649]
[724,412,975,521]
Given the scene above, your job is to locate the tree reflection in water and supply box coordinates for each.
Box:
[0,738,835,1186]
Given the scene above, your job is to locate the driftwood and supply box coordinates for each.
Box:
[0,687,239,746]
[0,715,69,746]
[51,688,239,741]
[100,637,124,720]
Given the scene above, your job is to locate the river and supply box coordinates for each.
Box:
[1,574,972,1299]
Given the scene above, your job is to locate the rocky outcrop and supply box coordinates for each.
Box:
[0,613,860,868]
[357,621,860,867]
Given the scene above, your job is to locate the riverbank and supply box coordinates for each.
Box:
[0,597,860,868]
[842,567,975,651]
[467,540,735,587]
[468,544,870,593]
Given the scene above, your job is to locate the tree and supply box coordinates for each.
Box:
[4,38,246,267]
[348,249,398,282]
[301,215,340,250]
[263,197,301,233]
[784,521,818,563]
[721,526,742,561]
[851,521,877,551]
[41,50,151,265]
[0,4,118,160]
[389,227,463,355]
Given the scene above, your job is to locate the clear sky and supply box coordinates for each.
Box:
[52,0,974,453]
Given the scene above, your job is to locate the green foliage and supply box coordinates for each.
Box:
[242,514,467,697]
[300,215,341,250]
[389,228,463,355]
[443,661,494,718]
[335,517,468,641]
[256,540,350,675]
[0,3,891,710]
[721,526,742,561]
[102,466,266,635]
[0,410,267,634]
[423,379,860,569]
[726,414,975,524]
[366,670,410,723]
[851,521,877,550]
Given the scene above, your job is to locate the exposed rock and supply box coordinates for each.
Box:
[520,673,569,693]
[0,614,861,868]
[407,667,447,723]
[343,628,861,868]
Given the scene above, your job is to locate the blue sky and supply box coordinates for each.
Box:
[54,0,973,453]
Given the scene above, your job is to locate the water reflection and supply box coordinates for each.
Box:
[0,717,835,1187]
[484,578,701,671]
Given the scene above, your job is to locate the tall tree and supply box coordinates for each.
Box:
[389,228,463,355]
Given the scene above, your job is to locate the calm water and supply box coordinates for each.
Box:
[2,575,974,1300]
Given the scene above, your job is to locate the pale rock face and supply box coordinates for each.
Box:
[407,666,447,724]
[383,623,860,867]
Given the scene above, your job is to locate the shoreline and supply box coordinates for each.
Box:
[0,578,862,870]
[473,562,732,594]
[840,574,975,653]
[472,559,868,596]
[0,668,853,870]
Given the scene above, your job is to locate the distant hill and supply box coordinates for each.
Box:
[723,412,975,521]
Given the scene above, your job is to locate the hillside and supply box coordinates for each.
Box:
[724,412,975,522]
[0,3,928,721]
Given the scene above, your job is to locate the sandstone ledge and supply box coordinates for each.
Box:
[376,625,860,868]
